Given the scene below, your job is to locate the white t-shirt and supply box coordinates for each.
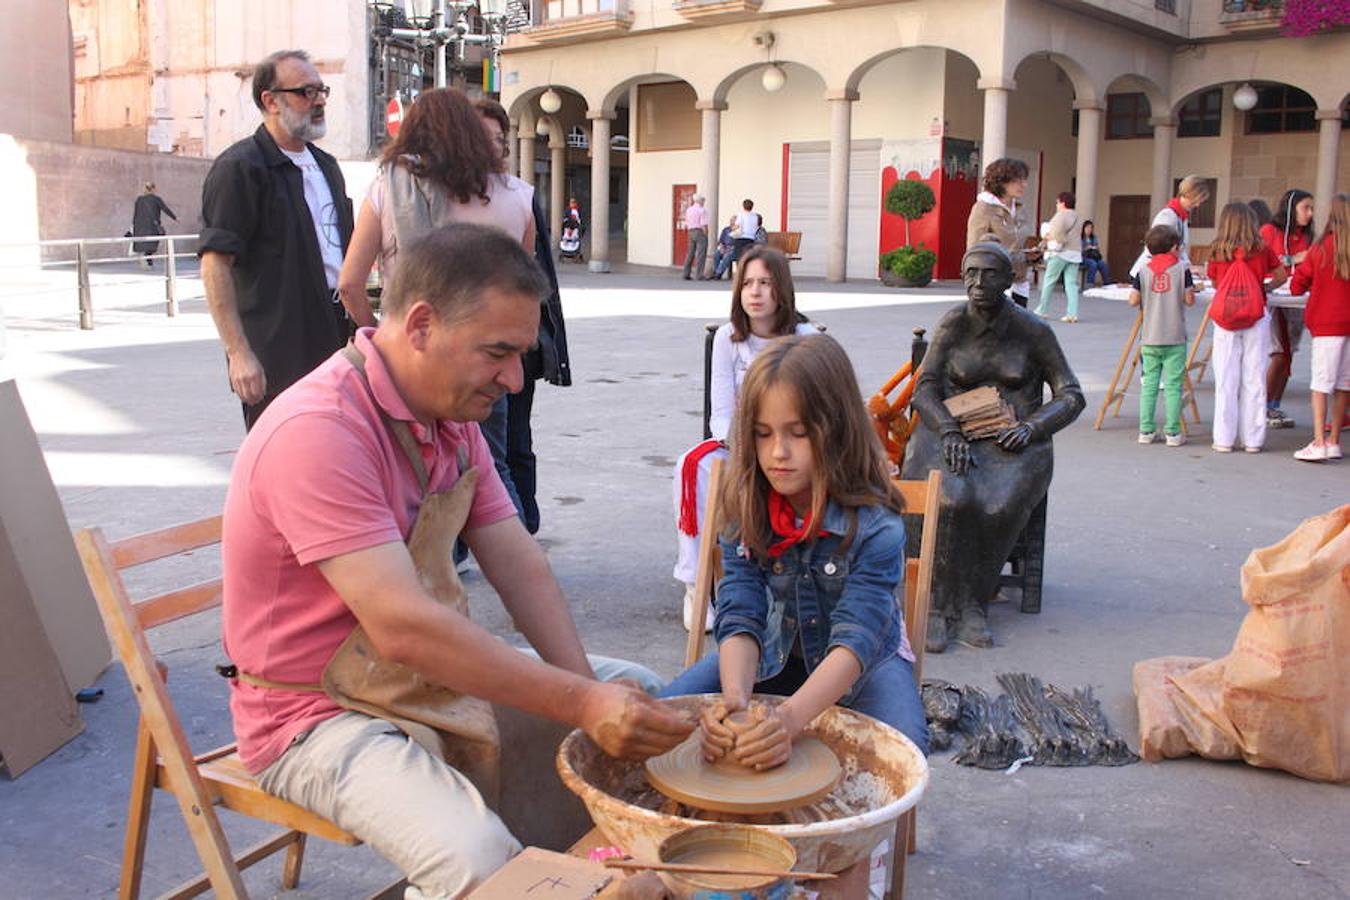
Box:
[280,146,344,291]
[736,211,762,241]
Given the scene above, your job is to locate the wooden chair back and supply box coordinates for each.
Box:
[75,518,363,900]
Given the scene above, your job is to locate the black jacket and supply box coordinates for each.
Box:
[529,193,571,386]
[198,126,354,415]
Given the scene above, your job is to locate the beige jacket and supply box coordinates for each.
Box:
[1044,209,1082,262]
[966,192,1028,282]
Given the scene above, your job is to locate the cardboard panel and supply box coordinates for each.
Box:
[0,379,110,689]
[0,531,84,777]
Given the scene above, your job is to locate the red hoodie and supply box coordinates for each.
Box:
[1291,234,1350,337]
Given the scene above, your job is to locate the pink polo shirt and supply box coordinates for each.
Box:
[684,202,709,231]
[221,329,517,773]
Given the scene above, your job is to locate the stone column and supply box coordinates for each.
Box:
[550,134,566,243]
[697,99,726,278]
[588,110,614,273]
[1072,100,1104,223]
[507,121,519,177]
[977,77,1014,166]
[826,90,858,283]
[519,131,537,188]
[1314,108,1341,233]
[1148,115,1177,216]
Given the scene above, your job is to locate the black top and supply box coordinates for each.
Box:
[198,126,354,418]
[528,192,571,386]
[132,194,176,236]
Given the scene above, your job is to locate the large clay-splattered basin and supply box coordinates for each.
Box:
[556,694,928,872]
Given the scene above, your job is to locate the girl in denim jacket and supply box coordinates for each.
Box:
[662,334,928,768]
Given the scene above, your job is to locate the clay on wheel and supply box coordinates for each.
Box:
[645,733,842,814]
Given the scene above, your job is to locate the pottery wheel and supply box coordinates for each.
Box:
[644,733,842,814]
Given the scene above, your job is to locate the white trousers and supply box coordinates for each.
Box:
[1211,315,1269,450]
[671,444,727,584]
[256,652,663,899]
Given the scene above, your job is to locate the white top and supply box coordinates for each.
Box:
[736,211,762,241]
[708,320,819,440]
[1131,205,1191,279]
[367,167,534,268]
[280,146,343,290]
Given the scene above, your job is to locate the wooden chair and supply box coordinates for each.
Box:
[74,518,402,900]
[683,461,942,898]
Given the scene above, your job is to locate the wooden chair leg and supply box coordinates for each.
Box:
[907,808,917,855]
[282,832,307,889]
[890,810,913,899]
[119,719,158,900]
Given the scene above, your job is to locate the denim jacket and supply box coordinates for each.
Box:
[714,500,905,706]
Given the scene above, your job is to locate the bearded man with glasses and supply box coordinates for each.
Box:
[200,49,363,431]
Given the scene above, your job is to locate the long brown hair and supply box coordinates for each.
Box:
[1318,193,1350,280]
[720,334,904,563]
[1210,202,1262,262]
[729,245,798,341]
[380,88,501,205]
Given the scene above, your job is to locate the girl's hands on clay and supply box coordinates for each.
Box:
[730,706,796,771]
[699,696,746,762]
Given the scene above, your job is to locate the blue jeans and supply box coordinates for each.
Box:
[1083,257,1110,287]
[659,650,929,755]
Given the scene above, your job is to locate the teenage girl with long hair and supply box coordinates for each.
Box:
[1206,202,1287,453]
[1290,194,1350,462]
[1262,189,1316,430]
[662,334,928,767]
[673,246,816,631]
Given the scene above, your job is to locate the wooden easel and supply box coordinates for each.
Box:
[1093,307,1205,433]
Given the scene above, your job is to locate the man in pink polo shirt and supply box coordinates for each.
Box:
[681,193,709,281]
[221,223,694,897]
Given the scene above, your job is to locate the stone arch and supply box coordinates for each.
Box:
[1105,73,1167,118]
[1009,50,1099,104]
[846,45,985,96]
[506,83,589,122]
[712,59,829,107]
[600,73,698,119]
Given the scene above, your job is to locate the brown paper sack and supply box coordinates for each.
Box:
[1131,657,1239,763]
[1141,505,1350,782]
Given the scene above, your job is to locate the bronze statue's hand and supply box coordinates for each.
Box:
[942,431,972,475]
[996,422,1035,452]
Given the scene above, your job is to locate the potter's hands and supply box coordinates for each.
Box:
[996,421,1036,452]
[227,347,266,406]
[580,682,695,761]
[941,431,973,475]
[730,705,797,771]
[698,696,747,763]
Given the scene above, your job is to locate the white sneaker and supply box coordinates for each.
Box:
[1138,432,1158,444]
[1211,444,1233,453]
[1244,446,1262,454]
[1165,433,1186,447]
[682,583,713,632]
[1293,441,1328,462]
[1328,444,1344,460]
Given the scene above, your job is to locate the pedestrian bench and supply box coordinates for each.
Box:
[766,231,802,261]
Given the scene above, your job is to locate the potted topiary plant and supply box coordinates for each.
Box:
[880,179,938,287]
[880,244,938,288]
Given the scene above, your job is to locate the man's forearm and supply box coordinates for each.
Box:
[468,518,596,679]
[201,253,252,357]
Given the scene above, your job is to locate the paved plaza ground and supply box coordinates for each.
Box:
[0,264,1347,899]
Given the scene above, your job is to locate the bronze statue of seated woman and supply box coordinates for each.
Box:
[901,239,1085,652]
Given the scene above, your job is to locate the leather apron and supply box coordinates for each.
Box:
[236,344,502,804]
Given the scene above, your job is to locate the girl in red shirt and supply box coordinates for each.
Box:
[1206,203,1287,453]
[1261,189,1316,429]
[1290,193,1350,462]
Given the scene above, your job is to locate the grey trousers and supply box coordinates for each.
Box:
[682,228,708,278]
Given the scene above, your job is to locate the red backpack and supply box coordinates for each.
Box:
[1210,250,1266,331]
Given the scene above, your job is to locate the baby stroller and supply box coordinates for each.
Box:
[558,214,585,263]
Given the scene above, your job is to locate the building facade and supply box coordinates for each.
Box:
[499,0,1350,280]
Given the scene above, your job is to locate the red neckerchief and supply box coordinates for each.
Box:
[767,490,826,558]
[1148,251,1180,275]
[1166,198,1189,222]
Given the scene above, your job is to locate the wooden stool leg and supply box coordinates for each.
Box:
[890,810,913,898]
[119,719,158,900]
[282,832,307,889]
[1094,311,1142,430]
[907,808,917,854]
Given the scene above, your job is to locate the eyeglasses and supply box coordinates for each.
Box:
[268,84,330,102]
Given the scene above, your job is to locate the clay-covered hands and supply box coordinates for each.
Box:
[700,700,798,771]
[698,696,746,762]
[941,431,973,475]
[995,421,1036,452]
[581,681,695,761]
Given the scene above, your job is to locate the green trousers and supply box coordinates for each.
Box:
[1035,256,1081,318]
[1140,343,1187,435]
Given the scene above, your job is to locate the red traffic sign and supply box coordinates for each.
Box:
[386,96,404,138]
